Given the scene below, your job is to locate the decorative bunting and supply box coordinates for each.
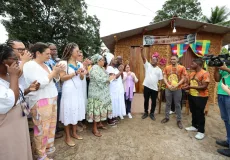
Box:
[170,44,190,58]
[189,40,211,57]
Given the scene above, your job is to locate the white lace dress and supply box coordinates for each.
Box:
[59,61,85,126]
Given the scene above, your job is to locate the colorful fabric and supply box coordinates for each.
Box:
[30,97,57,158]
[170,44,189,58]
[90,54,103,64]
[189,40,210,57]
[163,65,187,89]
[190,40,211,70]
[68,64,80,71]
[152,52,159,58]
[87,64,113,122]
[189,69,210,97]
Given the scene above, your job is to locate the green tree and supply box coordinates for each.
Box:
[0,0,101,57]
[151,0,203,23]
[203,6,230,27]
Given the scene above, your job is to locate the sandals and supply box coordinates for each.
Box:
[92,131,102,137]
[71,134,83,140]
[64,139,76,147]
[70,131,83,140]
[97,125,108,130]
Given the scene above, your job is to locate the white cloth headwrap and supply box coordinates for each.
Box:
[104,52,114,65]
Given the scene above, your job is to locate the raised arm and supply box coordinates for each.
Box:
[140,45,146,64]
[214,68,221,82]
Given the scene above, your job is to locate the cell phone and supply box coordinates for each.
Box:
[222,78,226,85]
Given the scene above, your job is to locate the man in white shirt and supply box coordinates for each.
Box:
[140,46,163,120]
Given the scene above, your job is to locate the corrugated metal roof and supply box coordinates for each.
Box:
[101,18,230,52]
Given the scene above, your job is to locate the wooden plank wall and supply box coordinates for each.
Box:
[129,46,150,93]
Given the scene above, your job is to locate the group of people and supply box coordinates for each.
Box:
[139,45,230,157]
[0,40,139,160]
[0,40,230,159]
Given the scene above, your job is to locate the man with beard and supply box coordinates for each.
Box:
[161,55,187,129]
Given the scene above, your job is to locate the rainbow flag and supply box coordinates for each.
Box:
[170,44,189,58]
[189,40,210,57]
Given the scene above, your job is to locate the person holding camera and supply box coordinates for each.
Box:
[214,62,230,157]
[222,83,230,95]
[183,58,210,140]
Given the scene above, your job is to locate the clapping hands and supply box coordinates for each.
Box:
[109,74,116,82]
[20,50,32,62]
[53,63,66,74]
[118,64,124,72]
[29,80,40,91]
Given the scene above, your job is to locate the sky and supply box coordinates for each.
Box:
[0,0,230,43]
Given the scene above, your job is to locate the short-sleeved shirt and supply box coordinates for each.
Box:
[163,65,187,89]
[217,66,230,95]
[189,69,210,97]
[143,61,163,91]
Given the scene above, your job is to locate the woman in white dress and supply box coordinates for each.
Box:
[59,43,85,147]
[105,53,126,122]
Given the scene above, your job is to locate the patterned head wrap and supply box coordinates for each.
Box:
[91,54,103,64]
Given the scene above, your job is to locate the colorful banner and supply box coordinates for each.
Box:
[189,40,211,57]
[170,44,190,58]
[190,40,211,70]
[143,34,196,45]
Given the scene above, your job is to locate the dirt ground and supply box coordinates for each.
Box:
[40,103,229,160]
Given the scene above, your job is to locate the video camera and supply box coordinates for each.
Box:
[202,54,230,67]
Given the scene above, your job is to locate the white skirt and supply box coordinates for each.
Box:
[110,91,126,118]
[60,83,85,126]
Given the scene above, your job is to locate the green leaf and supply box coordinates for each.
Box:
[0,0,102,57]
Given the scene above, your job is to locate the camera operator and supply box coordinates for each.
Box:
[214,62,230,157]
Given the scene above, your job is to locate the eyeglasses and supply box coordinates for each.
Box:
[12,48,26,53]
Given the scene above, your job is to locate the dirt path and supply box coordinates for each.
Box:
[48,104,228,160]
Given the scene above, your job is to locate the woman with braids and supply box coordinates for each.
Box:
[0,44,33,160]
[87,54,115,137]
[23,42,65,160]
[7,40,32,89]
[58,43,85,147]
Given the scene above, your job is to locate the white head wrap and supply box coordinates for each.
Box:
[104,52,114,65]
